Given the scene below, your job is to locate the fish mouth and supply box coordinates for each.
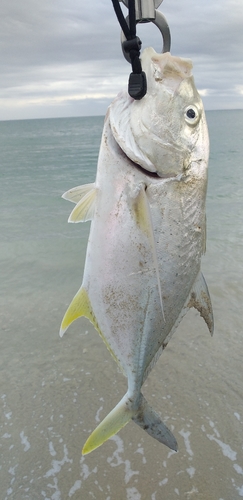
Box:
[133,161,161,179]
[114,131,177,180]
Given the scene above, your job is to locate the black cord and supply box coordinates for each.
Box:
[128,0,136,39]
[111,0,130,40]
[111,0,147,100]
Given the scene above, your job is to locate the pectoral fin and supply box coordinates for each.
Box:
[134,187,165,322]
[62,183,95,204]
[62,183,97,222]
[188,272,214,335]
[68,187,97,222]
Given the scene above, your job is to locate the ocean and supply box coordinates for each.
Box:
[0,110,243,500]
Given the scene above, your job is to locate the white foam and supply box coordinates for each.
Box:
[106,435,139,484]
[234,412,241,421]
[49,441,57,457]
[135,446,144,455]
[8,465,17,476]
[234,463,243,475]
[68,480,82,497]
[124,460,139,484]
[80,456,97,480]
[232,478,243,497]
[20,431,30,451]
[135,446,146,464]
[126,487,141,499]
[47,476,60,500]
[208,420,220,438]
[95,406,103,423]
[159,478,168,486]
[206,434,237,461]
[44,444,72,478]
[107,435,124,467]
[186,466,195,478]
[179,429,193,457]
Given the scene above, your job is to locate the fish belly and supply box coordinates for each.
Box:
[82,135,205,386]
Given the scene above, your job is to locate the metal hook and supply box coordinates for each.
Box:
[120,0,164,21]
[121,9,171,63]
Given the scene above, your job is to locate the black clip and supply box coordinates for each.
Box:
[128,71,147,100]
[122,36,147,100]
[122,36,142,54]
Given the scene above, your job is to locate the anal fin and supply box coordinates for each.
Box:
[60,287,122,370]
[59,287,98,337]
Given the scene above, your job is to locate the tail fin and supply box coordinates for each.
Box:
[82,393,134,455]
[82,392,177,455]
[132,393,178,451]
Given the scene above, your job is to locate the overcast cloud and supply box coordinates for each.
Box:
[1,0,243,120]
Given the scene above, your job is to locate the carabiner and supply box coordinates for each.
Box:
[121,9,171,63]
[120,0,171,63]
[112,0,171,99]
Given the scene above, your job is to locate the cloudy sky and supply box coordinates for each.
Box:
[1,0,243,120]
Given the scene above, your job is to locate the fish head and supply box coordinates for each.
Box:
[110,47,209,178]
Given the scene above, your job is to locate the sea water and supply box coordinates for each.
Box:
[0,111,243,499]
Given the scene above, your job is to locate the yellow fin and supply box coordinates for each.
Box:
[133,187,152,238]
[59,287,98,337]
[60,288,122,370]
[82,394,134,455]
[62,183,95,204]
[68,187,97,222]
[82,391,178,455]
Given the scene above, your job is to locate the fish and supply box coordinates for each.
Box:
[60,47,214,456]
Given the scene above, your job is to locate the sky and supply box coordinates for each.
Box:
[1,0,243,120]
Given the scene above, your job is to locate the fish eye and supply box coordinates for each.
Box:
[184,105,200,126]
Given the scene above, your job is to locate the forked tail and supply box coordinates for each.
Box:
[82,392,177,455]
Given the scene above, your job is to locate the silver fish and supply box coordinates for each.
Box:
[60,47,213,455]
